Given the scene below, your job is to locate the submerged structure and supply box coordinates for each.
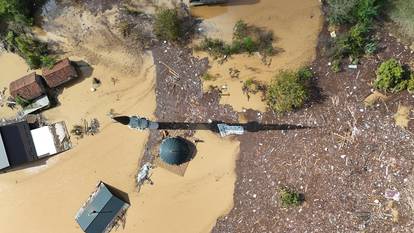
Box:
[42,58,78,88]
[9,72,46,101]
[112,116,159,130]
[189,0,228,6]
[159,137,191,165]
[0,120,71,170]
[75,182,130,233]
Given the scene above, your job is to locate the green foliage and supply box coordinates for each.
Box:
[5,31,53,69]
[373,58,406,93]
[389,0,414,39]
[327,0,358,25]
[197,20,275,58]
[279,187,302,207]
[266,69,312,113]
[297,67,314,80]
[14,95,31,107]
[202,73,217,81]
[154,8,181,41]
[242,78,261,94]
[407,74,414,93]
[328,0,383,68]
[0,0,34,25]
[233,20,248,40]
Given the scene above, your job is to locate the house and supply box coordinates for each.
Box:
[9,72,45,100]
[0,120,71,171]
[76,182,130,233]
[42,58,78,88]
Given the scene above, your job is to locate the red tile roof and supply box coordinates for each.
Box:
[9,72,45,100]
[42,58,78,88]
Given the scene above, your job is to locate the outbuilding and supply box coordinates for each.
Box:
[75,182,130,233]
[9,72,45,100]
[42,58,78,88]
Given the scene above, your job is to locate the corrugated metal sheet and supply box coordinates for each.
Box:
[9,72,45,100]
[0,121,37,167]
[0,133,10,170]
[42,58,78,88]
[76,182,129,233]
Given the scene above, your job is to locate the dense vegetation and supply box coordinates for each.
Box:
[0,0,55,69]
[266,67,313,113]
[196,20,274,58]
[327,0,384,71]
[373,58,413,93]
[154,8,182,41]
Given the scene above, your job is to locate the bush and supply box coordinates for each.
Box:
[202,73,217,81]
[374,58,406,92]
[197,20,274,58]
[5,31,53,69]
[327,0,358,25]
[154,8,181,41]
[279,187,302,207]
[266,69,311,113]
[14,95,31,107]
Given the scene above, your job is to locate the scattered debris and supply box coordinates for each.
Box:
[92,77,101,89]
[364,91,388,107]
[137,162,153,189]
[229,68,240,79]
[393,104,411,128]
[217,123,245,137]
[385,189,400,201]
[70,118,100,138]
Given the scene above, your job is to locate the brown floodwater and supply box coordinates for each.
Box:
[192,0,323,111]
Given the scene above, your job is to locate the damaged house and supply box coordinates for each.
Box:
[0,120,72,171]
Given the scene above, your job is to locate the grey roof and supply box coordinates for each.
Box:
[159,137,190,165]
[76,182,129,233]
[0,133,10,170]
[0,121,37,168]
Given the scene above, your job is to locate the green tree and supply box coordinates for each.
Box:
[154,8,181,41]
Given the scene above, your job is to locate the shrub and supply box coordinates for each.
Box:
[5,31,53,69]
[242,78,261,94]
[407,73,414,93]
[14,95,31,107]
[374,58,406,92]
[327,0,358,25]
[154,8,181,41]
[266,69,311,113]
[279,187,302,207]
[197,20,274,58]
[202,73,217,81]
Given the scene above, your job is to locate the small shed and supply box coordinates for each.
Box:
[76,182,130,233]
[159,137,191,165]
[9,72,45,100]
[42,58,78,88]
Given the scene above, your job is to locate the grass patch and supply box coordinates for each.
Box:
[389,0,414,40]
[196,20,275,59]
[266,67,313,113]
[279,187,303,207]
[242,78,263,94]
[202,73,217,81]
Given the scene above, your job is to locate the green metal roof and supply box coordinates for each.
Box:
[159,137,190,165]
[76,182,129,233]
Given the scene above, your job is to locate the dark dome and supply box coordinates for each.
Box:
[159,137,190,165]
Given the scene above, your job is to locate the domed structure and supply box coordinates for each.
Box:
[159,137,191,165]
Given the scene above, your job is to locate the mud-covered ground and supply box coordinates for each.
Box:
[143,23,414,233]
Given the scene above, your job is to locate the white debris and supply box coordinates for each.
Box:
[384,189,400,201]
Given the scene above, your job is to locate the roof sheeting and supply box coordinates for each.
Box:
[0,133,10,170]
[30,126,57,158]
[76,182,129,233]
[42,58,78,88]
[9,72,45,100]
[0,121,37,167]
